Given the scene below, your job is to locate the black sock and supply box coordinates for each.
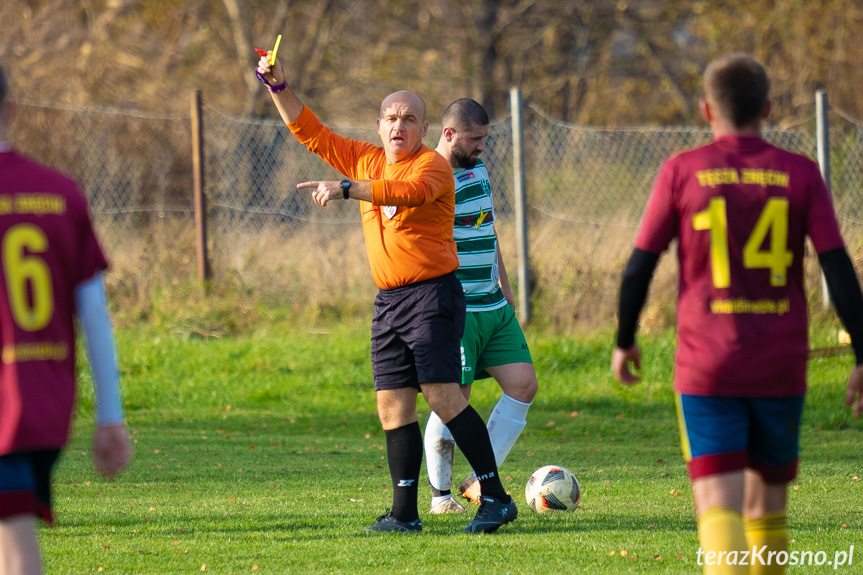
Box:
[385,422,423,522]
[445,406,507,500]
[430,484,451,498]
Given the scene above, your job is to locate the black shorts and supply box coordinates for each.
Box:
[371,272,466,390]
[0,450,61,524]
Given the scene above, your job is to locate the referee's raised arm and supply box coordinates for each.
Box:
[255,50,303,124]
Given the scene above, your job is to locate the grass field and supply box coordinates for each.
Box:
[41,321,862,574]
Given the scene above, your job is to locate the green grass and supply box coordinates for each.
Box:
[41,323,862,574]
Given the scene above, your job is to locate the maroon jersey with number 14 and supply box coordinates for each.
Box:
[635,136,844,397]
[0,150,108,455]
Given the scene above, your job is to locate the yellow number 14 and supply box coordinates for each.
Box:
[692,197,793,288]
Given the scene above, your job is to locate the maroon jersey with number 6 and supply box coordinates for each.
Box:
[0,150,107,455]
[635,136,844,397]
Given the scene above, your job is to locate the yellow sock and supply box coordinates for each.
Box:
[697,507,749,575]
[744,512,788,575]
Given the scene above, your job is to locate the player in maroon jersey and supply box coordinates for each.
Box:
[0,64,131,575]
[612,53,863,575]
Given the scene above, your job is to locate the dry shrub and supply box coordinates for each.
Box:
[100,215,854,337]
[210,222,377,322]
[503,218,676,333]
[103,218,377,335]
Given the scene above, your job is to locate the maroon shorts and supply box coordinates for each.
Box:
[371,272,465,390]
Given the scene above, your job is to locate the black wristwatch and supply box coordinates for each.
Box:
[340,179,351,199]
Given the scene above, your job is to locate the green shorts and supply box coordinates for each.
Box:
[461,304,533,385]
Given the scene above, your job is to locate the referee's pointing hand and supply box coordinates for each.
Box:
[297,181,343,207]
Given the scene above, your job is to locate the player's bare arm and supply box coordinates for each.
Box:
[846,365,863,418]
[297,180,373,207]
[495,236,515,307]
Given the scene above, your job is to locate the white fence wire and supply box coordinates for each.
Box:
[11,99,863,327]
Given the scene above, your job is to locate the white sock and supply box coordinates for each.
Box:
[431,494,455,507]
[487,394,531,466]
[424,411,455,492]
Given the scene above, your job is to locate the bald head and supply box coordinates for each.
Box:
[377,90,429,164]
[380,91,426,124]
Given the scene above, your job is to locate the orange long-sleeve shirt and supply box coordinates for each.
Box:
[288,106,459,289]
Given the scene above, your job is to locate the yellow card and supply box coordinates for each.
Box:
[270,35,282,66]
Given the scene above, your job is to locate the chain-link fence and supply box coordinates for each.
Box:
[10,98,863,329]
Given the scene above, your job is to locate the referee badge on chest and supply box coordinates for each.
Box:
[382,205,398,219]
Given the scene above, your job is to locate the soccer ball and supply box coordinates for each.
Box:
[525,465,581,513]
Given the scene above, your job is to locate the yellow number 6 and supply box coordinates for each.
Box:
[3,224,54,331]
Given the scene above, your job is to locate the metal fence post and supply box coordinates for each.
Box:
[816,89,830,308]
[511,87,531,323]
[191,89,211,286]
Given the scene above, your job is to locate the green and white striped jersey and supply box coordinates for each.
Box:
[453,159,507,312]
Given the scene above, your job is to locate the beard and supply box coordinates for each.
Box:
[451,146,478,169]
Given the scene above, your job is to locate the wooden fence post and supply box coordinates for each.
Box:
[191,89,211,285]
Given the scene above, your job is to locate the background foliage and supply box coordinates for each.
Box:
[4,1,863,333]
[3,0,862,125]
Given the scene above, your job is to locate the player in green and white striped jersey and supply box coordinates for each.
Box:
[424,99,539,514]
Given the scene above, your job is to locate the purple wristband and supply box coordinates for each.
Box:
[255,69,288,93]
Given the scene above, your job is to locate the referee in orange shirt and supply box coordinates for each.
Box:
[256,47,516,534]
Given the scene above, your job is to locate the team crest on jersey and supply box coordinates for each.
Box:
[382,205,398,219]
